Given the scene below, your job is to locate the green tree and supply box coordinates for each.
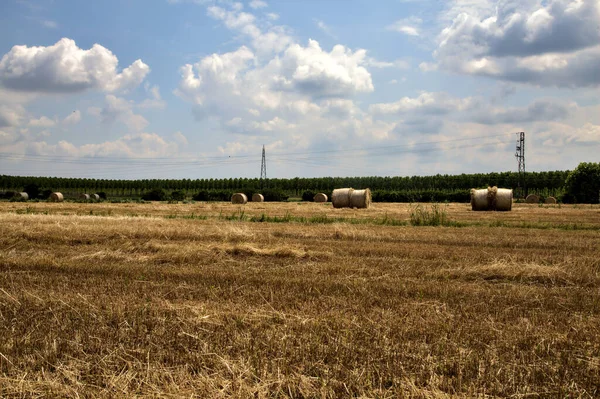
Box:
[564,162,600,204]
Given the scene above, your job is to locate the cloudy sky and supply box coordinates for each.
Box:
[1,0,599,179]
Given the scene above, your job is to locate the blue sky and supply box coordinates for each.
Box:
[1,0,599,179]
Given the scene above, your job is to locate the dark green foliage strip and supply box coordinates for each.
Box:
[0,169,573,202]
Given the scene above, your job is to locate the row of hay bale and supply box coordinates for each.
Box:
[10,192,103,202]
[525,194,557,204]
[332,188,371,209]
[471,187,513,211]
[231,193,265,204]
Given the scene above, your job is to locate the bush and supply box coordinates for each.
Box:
[40,189,53,200]
[302,190,316,202]
[192,190,233,201]
[142,188,168,201]
[564,162,600,204]
[262,189,289,202]
[23,183,40,200]
[1,191,17,199]
[97,192,107,200]
[171,190,186,201]
[372,190,470,203]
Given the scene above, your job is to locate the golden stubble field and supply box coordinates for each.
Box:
[1,201,599,398]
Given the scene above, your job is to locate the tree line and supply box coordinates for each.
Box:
[0,170,570,198]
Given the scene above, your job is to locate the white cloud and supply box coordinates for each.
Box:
[62,110,81,125]
[25,132,182,158]
[266,13,279,21]
[314,19,335,38]
[432,0,600,87]
[29,115,56,128]
[139,84,167,109]
[249,0,267,9]
[42,20,58,29]
[387,17,423,36]
[0,38,150,93]
[370,92,473,115]
[172,131,189,146]
[98,95,149,132]
[0,104,26,127]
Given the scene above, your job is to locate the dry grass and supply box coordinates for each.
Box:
[1,202,600,397]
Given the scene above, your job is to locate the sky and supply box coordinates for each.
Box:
[0,0,599,180]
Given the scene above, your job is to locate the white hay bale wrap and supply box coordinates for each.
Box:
[231,193,248,204]
[332,188,354,208]
[470,189,488,211]
[15,192,29,201]
[350,188,371,209]
[314,193,328,203]
[252,193,264,202]
[471,187,512,211]
[91,194,100,200]
[495,188,513,211]
[525,194,540,204]
[545,196,557,204]
[79,193,90,200]
[49,192,64,202]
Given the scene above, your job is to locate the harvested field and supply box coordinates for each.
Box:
[1,201,600,397]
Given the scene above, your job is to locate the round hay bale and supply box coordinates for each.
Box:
[471,187,512,211]
[231,193,248,204]
[545,196,557,204]
[314,193,328,203]
[49,192,64,202]
[79,193,90,200]
[470,188,488,211]
[91,193,100,201]
[252,193,264,202]
[332,188,354,208]
[495,188,513,211]
[14,192,29,201]
[525,194,540,204]
[350,188,371,209]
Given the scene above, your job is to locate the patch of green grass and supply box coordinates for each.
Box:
[409,203,453,226]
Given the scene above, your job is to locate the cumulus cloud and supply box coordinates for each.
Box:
[0,104,26,127]
[432,0,600,87]
[29,115,56,128]
[0,38,150,93]
[98,95,149,132]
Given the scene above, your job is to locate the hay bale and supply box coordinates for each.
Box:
[495,188,513,211]
[471,187,512,211]
[314,193,328,203]
[49,192,64,202]
[15,192,29,201]
[332,188,354,208]
[471,189,488,211]
[545,196,557,204]
[231,193,248,204]
[350,188,371,209]
[252,193,264,202]
[79,193,90,200]
[525,194,540,204]
[91,194,100,201]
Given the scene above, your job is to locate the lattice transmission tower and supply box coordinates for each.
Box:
[260,145,267,189]
[515,132,526,198]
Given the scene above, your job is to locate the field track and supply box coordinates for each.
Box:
[1,202,599,397]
